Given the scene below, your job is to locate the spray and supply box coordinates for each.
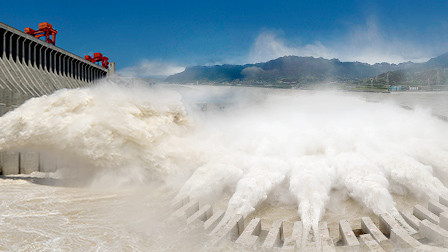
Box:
[1,79,448,246]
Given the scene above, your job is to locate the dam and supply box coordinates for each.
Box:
[1,22,448,251]
[0,22,112,115]
[0,22,114,175]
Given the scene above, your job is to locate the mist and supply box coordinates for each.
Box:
[248,18,437,65]
[1,78,448,245]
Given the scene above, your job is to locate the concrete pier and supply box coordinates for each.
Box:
[1,151,19,175]
[419,219,448,247]
[379,213,401,236]
[389,227,420,249]
[414,204,440,224]
[319,222,335,252]
[210,214,244,244]
[440,195,448,207]
[168,200,199,222]
[400,211,421,230]
[39,153,57,173]
[361,217,393,250]
[187,204,212,225]
[167,196,448,251]
[19,152,39,174]
[339,219,359,250]
[0,151,65,175]
[204,209,225,232]
[429,200,448,216]
[282,221,301,250]
[235,218,261,247]
[441,212,448,230]
[262,220,283,249]
[171,196,190,210]
[359,234,385,252]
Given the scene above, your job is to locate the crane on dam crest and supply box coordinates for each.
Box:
[85,53,110,69]
[24,22,57,45]
[0,21,115,118]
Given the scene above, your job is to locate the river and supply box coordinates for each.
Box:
[1,85,447,251]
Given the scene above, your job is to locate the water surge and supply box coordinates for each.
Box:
[1,79,448,240]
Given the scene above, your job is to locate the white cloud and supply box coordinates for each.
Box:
[241,66,264,78]
[118,60,185,78]
[249,18,433,64]
[249,31,335,63]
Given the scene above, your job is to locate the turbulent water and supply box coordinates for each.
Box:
[1,79,448,250]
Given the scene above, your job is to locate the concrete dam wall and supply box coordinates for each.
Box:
[0,22,109,116]
[0,22,111,175]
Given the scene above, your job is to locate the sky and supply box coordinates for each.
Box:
[2,0,448,78]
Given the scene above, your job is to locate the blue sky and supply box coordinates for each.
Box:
[2,0,448,77]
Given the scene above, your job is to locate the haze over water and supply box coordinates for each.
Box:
[1,79,448,249]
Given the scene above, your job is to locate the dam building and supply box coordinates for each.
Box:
[0,21,114,175]
[0,22,112,116]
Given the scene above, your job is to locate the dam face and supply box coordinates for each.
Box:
[0,22,110,175]
[0,22,108,116]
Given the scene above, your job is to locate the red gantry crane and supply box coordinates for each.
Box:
[24,22,57,45]
[85,53,109,69]
[24,23,111,69]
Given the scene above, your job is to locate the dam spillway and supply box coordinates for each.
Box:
[0,22,113,175]
[1,21,448,251]
[169,195,448,251]
[0,22,111,116]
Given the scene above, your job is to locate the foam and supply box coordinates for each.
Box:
[1,79,448,241]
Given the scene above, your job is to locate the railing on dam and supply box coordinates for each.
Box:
[0,22,110,115]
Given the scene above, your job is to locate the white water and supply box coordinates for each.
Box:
[1,79,448,249]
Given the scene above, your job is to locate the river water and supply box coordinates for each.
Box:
[0,85,447,251]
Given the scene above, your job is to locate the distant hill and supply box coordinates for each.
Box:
[426,52,448,68]
[166,55,419,84]
[361,53,448,87]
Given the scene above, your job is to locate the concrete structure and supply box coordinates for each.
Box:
[186,204,213,225]
[440,195,448,207]
[19,152,39,174]
[262,220,283,249]
[0,22,112,175]
[319,222,336,251]
[1,151,19,175]
[419,220,448,247]
[414,204,440,224]
[359,234,385,252]
[399,211,421,231]
[39,153,57,173]
[379,213,401,236]
[167,194,448,251]
[210,214,244,244]
[0,151,68,175]
[339,219,360,249]
[235,218,261,247]
[430,200,448,216]
[0,22,109,116]
[109,62,116,75]
[203,209,225,232]
[361,217,393,250]
[167,200,199,222]
[389,228,420,249]
[282,221,302,250]
[441,212,448,230]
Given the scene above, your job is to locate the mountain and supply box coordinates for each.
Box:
[166,56,418,84]
[425,52,448,68]
[362,53,448,87]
